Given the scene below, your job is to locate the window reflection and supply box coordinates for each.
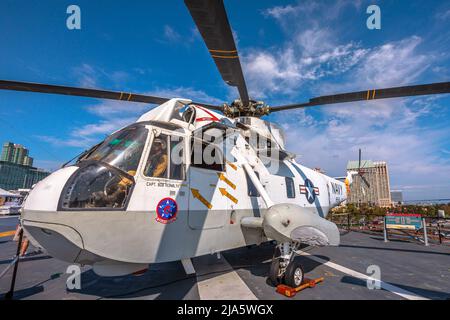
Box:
[61,163,134,209]
[144,134,185,180]
[83,125,148,175]
[144,134,169,178]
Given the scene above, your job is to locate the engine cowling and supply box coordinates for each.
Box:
[263,204,340,246]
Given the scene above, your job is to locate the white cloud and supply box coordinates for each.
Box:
[147,87,223,106]
[71,119,134,138]
[158,25,201,46]
[242,1,371,99]
[436,9,450,21]
[38,86,222,149]
[354,36,428,88]
[263,4,302,20]
[73,63,98,88]
[263,0,362,27]
[72,63,132,89]
[84,100,152,120]
[36,135,97,149]
[318,36,431,122]
[163,25,181,42]
[242,41,367,98]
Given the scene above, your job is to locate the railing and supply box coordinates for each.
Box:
[330,213,450,245]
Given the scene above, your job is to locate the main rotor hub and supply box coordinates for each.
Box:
[223,99,270,118]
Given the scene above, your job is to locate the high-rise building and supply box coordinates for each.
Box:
[1,143,34,166]
[23,155,34,167]
[1,142,14,162]
[347,160,392,207]
[391,190,404,205]
[0,142,49,190]
[12,144,27,165]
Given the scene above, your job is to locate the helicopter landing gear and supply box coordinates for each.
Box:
[269,242,304,287]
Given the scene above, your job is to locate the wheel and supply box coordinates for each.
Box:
[284,260,304,288]
[269,258,282,286]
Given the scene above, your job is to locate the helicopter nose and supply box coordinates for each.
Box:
[23,166,79,213]
[22,221,84,263]
[22,166,83,262]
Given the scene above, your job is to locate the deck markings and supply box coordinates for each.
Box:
[298,250,429,300]
[194,255,257,300]
[0,230,15,238]
[0,215,19,219]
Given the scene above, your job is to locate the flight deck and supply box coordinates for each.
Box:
[1,216,449,300]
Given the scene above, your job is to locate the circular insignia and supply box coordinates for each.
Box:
[304,179,316,204]
[156,197,178,224]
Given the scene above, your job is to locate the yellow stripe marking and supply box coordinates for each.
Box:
[211,55,239,59]
[219,188,238,204]
[372,89,376,99]
[191,189,213,209]
[209,49,237,53]
[366,90,370,100]
[127,93,132,101]
[119,92,124,100]
[0,230,15,238]
[217,173,236,190]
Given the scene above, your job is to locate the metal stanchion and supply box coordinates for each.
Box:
[422,218,429,246]
[438,222,442,244]
[383,216,389,242]
[4,227,23,300]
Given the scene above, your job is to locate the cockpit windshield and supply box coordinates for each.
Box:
[81,124,148,175]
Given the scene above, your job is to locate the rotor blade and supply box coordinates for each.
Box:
[269,82,450,112]
[0,80,169,104]
[0,80,223,111]
[184,0,249,105]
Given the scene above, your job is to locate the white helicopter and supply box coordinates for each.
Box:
[1,0,449,288]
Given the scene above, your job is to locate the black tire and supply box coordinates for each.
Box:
[284,260,304,288]
[269,258,281,286]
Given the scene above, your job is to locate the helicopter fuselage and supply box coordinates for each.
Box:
[21,99,346,276]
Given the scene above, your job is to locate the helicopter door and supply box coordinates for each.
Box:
[133,132,189,222]
[188,139,228,230]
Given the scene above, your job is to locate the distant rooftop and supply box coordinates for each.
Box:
[347,160,374,170]
[347,160,388,170]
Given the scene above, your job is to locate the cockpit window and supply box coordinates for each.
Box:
[144,134,169,178]
[82,125,148,175]
[60,163,134,210]
[180,105,196,124]
[144,134,186,180]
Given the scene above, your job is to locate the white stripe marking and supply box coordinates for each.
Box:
[298,251,429,300]
[195,255,257,300]
[197,271,258,300]
[181,258,196,275]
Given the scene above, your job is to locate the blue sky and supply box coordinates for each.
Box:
[0,0,449,200]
